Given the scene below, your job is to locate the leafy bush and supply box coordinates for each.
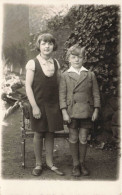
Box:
[64,5,120,97]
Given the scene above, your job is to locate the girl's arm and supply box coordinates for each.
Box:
[55,59,61,84]
[26,69,41,119]
[59,73,71,123]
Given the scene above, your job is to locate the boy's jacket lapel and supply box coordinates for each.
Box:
[68,72,79,82]
[75,71,88,88]
[68,71,88,89]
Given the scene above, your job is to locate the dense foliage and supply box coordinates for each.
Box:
[48,5,120,97]
[69,6,120,97]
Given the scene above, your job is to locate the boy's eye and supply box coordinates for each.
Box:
[71,55,76,58]
[71,55,83,59]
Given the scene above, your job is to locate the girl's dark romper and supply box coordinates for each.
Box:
[29,58,63,133]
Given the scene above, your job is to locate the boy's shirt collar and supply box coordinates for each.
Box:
[37,54,53,65]
[67,66,88,75]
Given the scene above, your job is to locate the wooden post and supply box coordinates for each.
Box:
[21,109,26,168]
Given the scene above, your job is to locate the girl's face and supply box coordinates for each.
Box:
[69,54,84,69]
[40,40,54,56]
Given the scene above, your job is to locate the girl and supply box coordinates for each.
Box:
[26,33,64,176]
[59,44,100,177]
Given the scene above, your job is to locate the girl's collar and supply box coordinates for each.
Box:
[37,54,53,64]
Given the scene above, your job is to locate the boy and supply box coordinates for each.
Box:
[59,44,100,176]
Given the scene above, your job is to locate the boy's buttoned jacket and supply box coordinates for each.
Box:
[59,69,101,119]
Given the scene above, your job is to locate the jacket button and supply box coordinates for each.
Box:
[74,100,76,104]
[73,91,75,94]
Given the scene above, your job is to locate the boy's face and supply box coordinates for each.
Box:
[40,40,54,56]
[69,54,84,69]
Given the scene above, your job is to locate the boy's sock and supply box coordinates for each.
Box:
[79,142,89,175]
[70,142,79,166]
[70,142,80,176]
[79,142,87,163]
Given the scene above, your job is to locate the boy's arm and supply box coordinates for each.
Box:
[91,72,101,108]
[61,108,71,123]
[91,72,100,121]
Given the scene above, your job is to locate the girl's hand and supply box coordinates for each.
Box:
[62,109,71,124]
[92,108,99,122]
[32,105,41,119]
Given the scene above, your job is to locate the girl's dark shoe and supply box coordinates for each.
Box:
[47,165,64,176]
[32,166,42,176]
[80,163,89,176]
[72,165,81,177]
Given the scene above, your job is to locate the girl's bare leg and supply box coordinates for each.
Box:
[33,132,43,167]
[45,132,54,168]
[32,132,43,176]
[45,132,64,176]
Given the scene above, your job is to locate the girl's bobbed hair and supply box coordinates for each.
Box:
[36,33,57,52]
[66,44,85,61]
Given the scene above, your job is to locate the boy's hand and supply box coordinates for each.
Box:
[62,109,71,123]
[63,113,71,123]
[92,108,99,122]
[32,105,41,119]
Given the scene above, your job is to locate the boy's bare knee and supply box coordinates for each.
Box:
[79,135,87,144]
[69,134,78,143]
[79,128,89,144]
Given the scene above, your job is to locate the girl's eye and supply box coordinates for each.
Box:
[41,42,53,46]
[49,42,53,45]
[41,42,46,45]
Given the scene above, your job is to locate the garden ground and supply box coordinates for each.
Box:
[1,105,120,181]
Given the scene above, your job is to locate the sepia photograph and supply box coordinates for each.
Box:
[0,0,121,194]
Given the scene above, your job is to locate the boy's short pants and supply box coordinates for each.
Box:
[67,118,93,129]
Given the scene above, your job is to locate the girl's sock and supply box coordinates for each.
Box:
[33,133,43,167]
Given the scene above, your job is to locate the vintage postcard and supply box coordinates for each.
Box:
[0,0,121,194]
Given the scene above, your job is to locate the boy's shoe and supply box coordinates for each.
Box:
[32,166,42,176]
[72,165,81,177]
[80,163,89,176]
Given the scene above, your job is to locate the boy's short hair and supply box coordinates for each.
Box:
[66,44,85,60]
[36,33,57,51]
